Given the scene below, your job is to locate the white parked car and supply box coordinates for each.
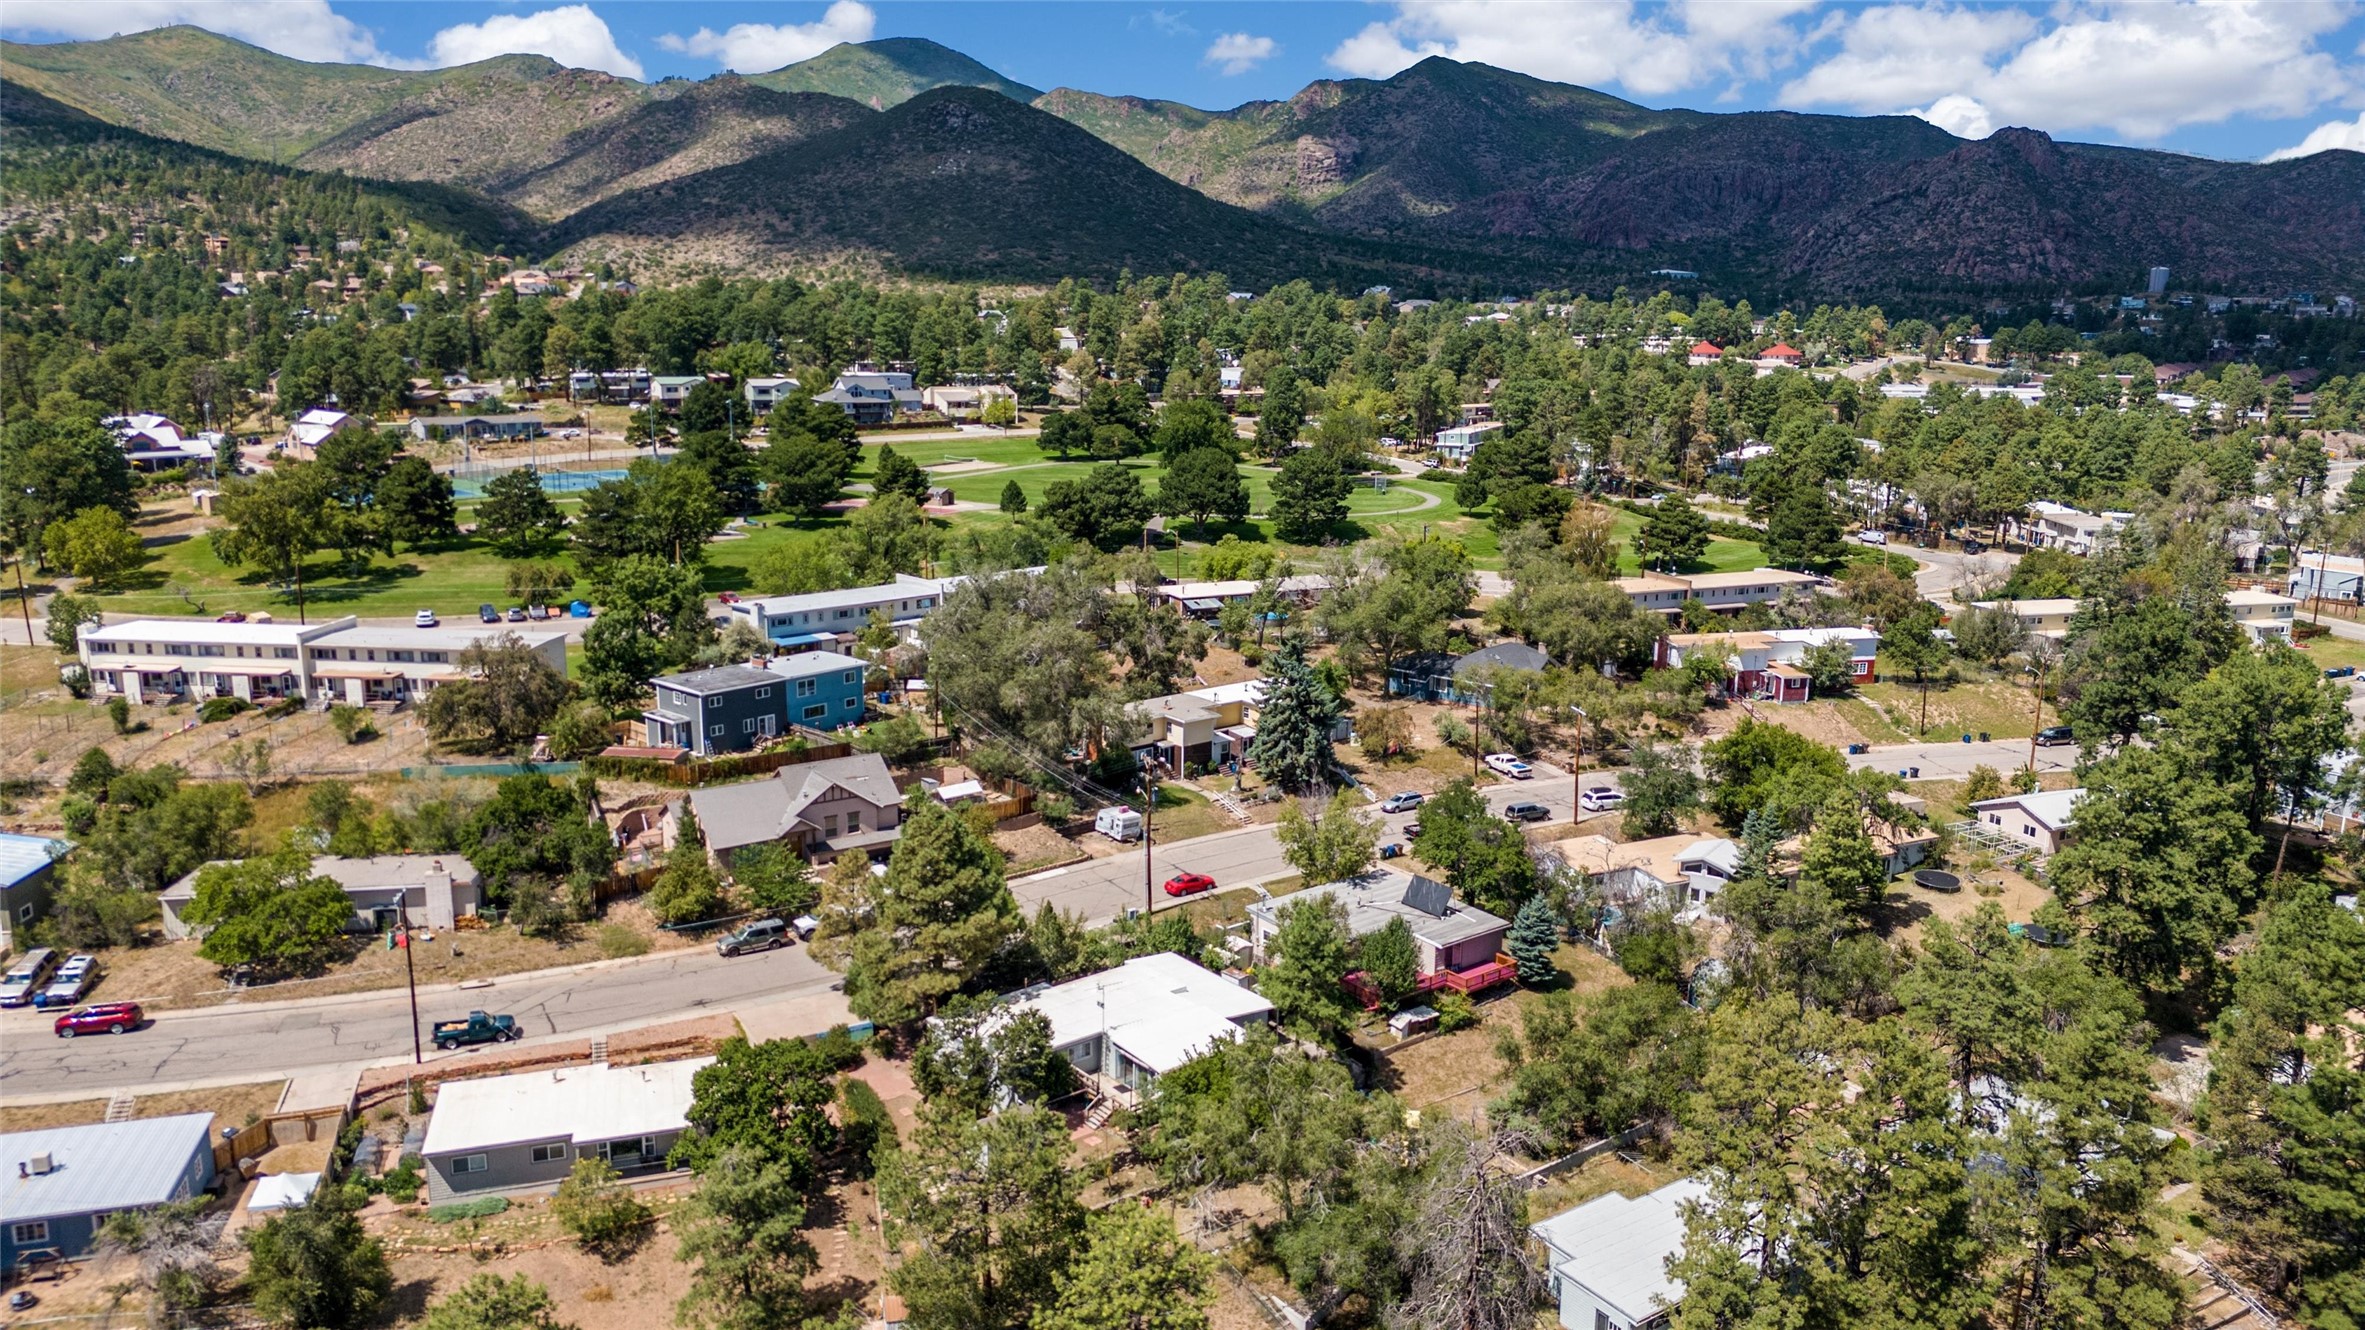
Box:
[414,609,439,627]
[1579,786,1626,812]
[1856,529,1889,546]
[1484,753,1533,779]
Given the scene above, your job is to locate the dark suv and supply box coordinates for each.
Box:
[2034,726,2076,747]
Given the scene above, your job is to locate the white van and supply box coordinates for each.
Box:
[1095,806,1144,843]
[1856,529,1889,546]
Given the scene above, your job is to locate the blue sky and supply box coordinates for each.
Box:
[9,1,2364,161]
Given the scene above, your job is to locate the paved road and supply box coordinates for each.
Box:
[1896,542,2022,605]
[1846,737,2075,781]
[1014,762,1626,927]
[0,944,837,1102]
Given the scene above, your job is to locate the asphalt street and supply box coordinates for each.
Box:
[1013,761,1626,928]
[0,943,837,1102]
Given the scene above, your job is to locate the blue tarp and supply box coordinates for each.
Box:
[769,631,838,646]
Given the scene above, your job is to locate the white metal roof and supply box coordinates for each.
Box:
[319,625,566,652]
[0,832,70,887]
[1531,1178,1708,1324]
[1002,952,1272,1076]
[736,574,948,618]
[1,1114,216,1223]
[422,1057,712,1157]
[1970,787,2087,831]
[81,618,333,648]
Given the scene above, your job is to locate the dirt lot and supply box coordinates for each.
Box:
[1525,1148,1686,1219]
[372,1159,894,1328]
[42,896,698,1014]
[1369,944,1630,1131]
[0,661,439,798]
[0,1079,286,1132]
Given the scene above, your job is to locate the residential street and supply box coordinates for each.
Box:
[1016,760,1623,927]
[0,942,839,1102]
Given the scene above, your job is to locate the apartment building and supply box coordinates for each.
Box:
[77,617,567,706]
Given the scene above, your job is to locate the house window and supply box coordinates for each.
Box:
[706,695,721,709]
[803,704,825,721]
[1596,1314,1614,1330]
[17,903,35,922]
[598,1136,658,1165]
[843,697,859,709]
[452,1155,488,1174]
[795,679,816,698]
[755,687,770,699]
[11,1221,49,1244]
[841,671,857,685]
[708,724,724,737]
[824,814,840,837]
[530,1143,568,1164]
[741,719,757,735]
[2023,825,2038,838]
[846,811,862,834]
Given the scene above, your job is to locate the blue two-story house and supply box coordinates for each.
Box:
[764,651,870,732]
[643,665,791,757]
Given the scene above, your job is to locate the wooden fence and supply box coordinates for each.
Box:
[212,1102,350,1177]
[587,739,857,787]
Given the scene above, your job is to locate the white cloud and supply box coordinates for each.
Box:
[656,0,876,73]
[2264,111,2365,160]
[1137,9,1196,38]
[1784,1,2360,140]
[2,0,383,63]
[1204,32,1278,75]
[1912,93,1994,139]
[1324,0,1821,97]
[426,5,642,78]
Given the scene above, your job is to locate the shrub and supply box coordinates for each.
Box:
[426,1197,509,1223]
[382,1154,424,1204]
[1433,990,1479,1032]
[596,922,650,958]
[811,1023,865,1069]
[549,1157,650,1258]
[328,704,376,744]
[106,696,131,734]
[198,696,251,723]
[839,1076,897,1174]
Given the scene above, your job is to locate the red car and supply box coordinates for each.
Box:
[53,1002,143,1038]
[1162,872,1217,898]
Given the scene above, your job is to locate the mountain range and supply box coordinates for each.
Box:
[5,25,2361,297]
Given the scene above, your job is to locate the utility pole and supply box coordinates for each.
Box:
[399,903,422,1065]
[1141,767,1156,918]
[1570,705,1588,829]
[2024,655,2045,776]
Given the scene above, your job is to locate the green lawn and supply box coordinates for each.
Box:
[93,444,1772,618]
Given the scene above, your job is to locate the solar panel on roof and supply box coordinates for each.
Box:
[1401,875,1452,917]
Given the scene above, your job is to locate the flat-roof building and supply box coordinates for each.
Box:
[78,617,566,707]
[995,953,1272,1105]
[421,1058,712,1205]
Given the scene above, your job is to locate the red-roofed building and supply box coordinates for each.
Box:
[1761,343,1804,366]
[1686,341,1724,367]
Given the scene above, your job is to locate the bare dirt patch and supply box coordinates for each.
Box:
[0,1079,286,1133]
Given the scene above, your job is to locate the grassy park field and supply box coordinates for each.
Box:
[86,435,1769,620]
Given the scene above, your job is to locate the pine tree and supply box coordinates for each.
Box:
[1037,1204,1217,1330]
[1797,791,1889,914]
[872,446,930,504]
[998,478,1028,513]
[1245,636,1342,793]
[842,799,1022,1025]
[1505,893,1561,983]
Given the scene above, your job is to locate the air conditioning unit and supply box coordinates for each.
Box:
[28,1153,55,1175]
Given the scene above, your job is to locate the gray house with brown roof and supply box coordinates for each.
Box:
[679,753,904,866]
